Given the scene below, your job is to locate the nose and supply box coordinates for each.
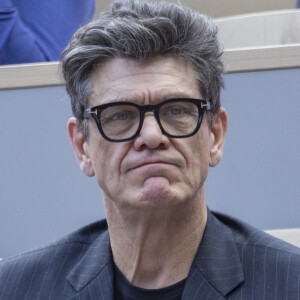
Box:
[133,113,170,150]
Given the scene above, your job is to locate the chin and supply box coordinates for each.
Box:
[135,180,186,208]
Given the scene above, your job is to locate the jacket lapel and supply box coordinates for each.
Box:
[65,209,244,299]
[66,230,115,300]
[182,209,244,299]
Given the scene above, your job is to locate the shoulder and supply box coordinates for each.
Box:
[212,211,300,253]
[212,211,300,298]
[0,219,108,299]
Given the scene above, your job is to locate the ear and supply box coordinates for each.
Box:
[209,107,228,167]
[67,117,95,177]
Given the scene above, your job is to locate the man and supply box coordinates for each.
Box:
[0,0,299,299]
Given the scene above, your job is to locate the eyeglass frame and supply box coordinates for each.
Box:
[83,98,211,142]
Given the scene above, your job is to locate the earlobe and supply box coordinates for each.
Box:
[209,108,228,167]
[67,117,95,177]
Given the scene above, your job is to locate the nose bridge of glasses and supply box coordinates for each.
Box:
[141,104,157,114]
[139,104,162,133]
[140,104,159,121]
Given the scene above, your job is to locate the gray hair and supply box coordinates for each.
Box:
[60,0,224,137]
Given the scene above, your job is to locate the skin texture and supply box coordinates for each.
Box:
[68,56,228,289]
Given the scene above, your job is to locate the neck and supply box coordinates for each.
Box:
[105,194,207,289]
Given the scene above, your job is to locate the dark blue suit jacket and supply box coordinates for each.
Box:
[1,209,299,299]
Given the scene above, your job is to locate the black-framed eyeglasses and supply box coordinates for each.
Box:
[83,98,210,142]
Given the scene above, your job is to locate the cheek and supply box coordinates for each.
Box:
[181,137,210,183]
[92,140,130,190]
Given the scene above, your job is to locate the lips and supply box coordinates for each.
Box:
[131,160,172,170]
[125,157,182,173]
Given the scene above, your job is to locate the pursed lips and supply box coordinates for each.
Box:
[132,161,171,170]
[126,158,182,173]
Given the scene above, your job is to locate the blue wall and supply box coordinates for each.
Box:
[1,68,299,258]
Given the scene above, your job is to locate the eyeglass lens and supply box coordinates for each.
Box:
[99,101,199,140]
[100,105,140,140]
[159,101,199,136]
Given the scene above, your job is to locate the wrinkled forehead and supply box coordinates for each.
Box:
[88,56,201,106]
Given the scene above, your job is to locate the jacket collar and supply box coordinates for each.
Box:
[182,209,244,299]
[66,209,244,299]
[66,228,114,299]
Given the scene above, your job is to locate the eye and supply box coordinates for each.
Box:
[111,111,132,121]
[168,107,184,115]
[163,105,190,117]
[101,106,138,125]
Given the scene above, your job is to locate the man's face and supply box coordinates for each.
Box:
[73,57,225,211]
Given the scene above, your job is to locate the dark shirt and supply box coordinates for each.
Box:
[114,264,186,300]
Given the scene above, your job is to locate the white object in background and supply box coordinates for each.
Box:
[266,228,300,248]
[215,10,300,48]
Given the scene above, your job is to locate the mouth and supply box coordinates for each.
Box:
[130,160,173,171]
[124,153,184,174]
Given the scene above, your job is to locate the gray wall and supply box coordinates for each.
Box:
[1,68,299,259]
[206,68,300,228]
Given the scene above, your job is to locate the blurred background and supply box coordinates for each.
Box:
[95,0,298,18]
[1,0,299,65]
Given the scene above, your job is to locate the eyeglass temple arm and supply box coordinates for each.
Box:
[202,101,211,110]
[83,108,97,117]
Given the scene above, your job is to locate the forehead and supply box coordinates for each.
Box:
[89,56,202,105]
